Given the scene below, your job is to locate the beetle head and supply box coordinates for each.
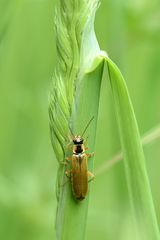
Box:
[73,135,83,145]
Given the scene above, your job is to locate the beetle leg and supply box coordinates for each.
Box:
[61,170,72,187]
[86,152,94,158]
[88,171,95,182]
[60,161,68,165]
[65,170,71,178]
[60,156,72,165]
[65,156,72,161]
[61,179,69,187]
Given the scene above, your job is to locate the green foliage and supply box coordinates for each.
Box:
[1,0,160,240]
[49,0,160,239]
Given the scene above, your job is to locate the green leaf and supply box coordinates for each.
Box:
[103,53,160,240]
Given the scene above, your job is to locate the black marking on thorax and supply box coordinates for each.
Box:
[75,145,83,154]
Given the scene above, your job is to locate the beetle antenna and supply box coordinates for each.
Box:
[81,116,94,137]
[68,124,75,140]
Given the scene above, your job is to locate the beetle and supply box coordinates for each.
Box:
[65,117,95,201]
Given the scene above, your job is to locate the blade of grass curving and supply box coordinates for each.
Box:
[103,54,160,240]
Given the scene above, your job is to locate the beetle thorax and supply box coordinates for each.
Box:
[73,135,85,154]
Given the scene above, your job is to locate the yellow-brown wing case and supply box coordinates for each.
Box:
[71,153,88,200]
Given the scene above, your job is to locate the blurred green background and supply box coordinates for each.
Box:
[0,0,160,239]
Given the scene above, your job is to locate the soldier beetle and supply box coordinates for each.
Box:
[65,117,95,201]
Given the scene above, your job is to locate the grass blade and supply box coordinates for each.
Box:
[103,54,160,240]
